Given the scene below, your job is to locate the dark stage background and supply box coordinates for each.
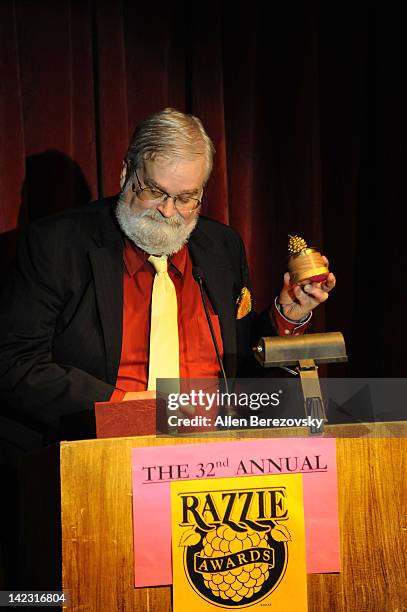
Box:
[0,1,405,591]
[0,1,404,376]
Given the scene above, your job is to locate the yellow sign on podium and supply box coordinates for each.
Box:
[171,474,307,610]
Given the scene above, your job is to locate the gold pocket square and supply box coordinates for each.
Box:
[236,287,252,319]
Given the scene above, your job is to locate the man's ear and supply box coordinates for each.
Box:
[119,160,128,189]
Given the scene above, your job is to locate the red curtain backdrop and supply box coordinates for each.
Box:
[0,2,404,375]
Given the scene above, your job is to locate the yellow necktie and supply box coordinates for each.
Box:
[147,255,180,391]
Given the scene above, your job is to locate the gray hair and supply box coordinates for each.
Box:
[125,108,215,183]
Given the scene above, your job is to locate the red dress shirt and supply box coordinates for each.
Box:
[111,240,223,400]
[111,239,310,401]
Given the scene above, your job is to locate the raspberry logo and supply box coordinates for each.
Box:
[178,486,290,608]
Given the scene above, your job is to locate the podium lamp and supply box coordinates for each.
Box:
[253,332,348,434]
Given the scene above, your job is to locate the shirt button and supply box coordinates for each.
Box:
[284,329,290,335]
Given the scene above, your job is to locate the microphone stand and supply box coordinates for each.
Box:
[192,267,230,396]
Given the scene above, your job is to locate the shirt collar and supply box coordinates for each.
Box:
[123,237,187,277]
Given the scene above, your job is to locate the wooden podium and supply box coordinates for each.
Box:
[19,422,407,611]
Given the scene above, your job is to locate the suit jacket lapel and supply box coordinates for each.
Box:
[188,224,237,374]
[89,202,124,385]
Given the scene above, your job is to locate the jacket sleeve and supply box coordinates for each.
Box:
[0,224,114,440]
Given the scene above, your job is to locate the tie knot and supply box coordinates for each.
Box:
[148,254,168,274]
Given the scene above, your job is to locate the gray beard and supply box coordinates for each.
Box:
[115,195,198,256]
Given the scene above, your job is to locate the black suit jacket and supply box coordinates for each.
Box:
[0,197,275,440]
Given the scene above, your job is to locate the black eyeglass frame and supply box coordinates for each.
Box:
[132,169,203,213]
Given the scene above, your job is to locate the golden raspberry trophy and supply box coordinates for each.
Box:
[287,234,329,284]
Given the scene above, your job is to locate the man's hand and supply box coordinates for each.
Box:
[277,256,336,321]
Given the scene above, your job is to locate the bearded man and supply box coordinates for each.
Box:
[0,108,335,442]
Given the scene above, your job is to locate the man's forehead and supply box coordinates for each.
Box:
[143,156,206,192]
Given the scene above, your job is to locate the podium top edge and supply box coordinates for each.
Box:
[58,421,407,449]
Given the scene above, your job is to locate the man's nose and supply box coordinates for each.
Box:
[156,196,178,217]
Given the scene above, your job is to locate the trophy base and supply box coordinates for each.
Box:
[290,269,329,284]
[307,272,329,283]
[288,250,329,284]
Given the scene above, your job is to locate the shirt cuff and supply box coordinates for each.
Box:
[109,388,127,402]
[271,297,312,336]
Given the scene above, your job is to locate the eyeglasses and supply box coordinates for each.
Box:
[131,170,202,214]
